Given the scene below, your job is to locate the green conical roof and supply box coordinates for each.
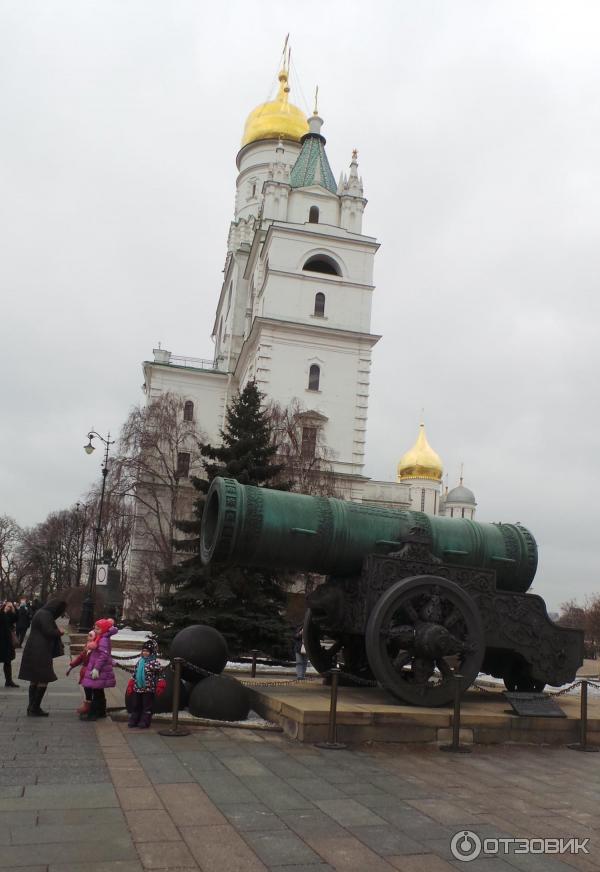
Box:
[289,117,337,195]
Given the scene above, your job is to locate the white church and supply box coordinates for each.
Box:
[126,54,476,606]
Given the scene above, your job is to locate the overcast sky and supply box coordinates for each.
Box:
[1,1,599,610]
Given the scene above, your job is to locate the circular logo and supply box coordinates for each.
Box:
[451,830,482,862]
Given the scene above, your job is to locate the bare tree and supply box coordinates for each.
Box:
[267,399,339,496]
[112,392,206,617]
[0,516,33,601]
[558,599,586,631]
[18,508,84,601]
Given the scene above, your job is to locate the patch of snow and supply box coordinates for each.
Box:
[115,628,153,642]
[226,660,317,675]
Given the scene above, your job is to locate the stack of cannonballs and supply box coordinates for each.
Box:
[124,625,250,721]
[170,624,250,722]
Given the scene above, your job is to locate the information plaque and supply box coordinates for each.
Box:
[504,692,566,718]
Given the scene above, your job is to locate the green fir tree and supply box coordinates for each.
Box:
[156,381,291,657]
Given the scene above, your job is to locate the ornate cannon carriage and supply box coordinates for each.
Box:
[200,477,583,706]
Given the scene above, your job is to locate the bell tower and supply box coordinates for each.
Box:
[212,64,380,495]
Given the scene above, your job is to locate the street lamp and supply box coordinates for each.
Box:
[75,501,89,588]
[79,430,115,632]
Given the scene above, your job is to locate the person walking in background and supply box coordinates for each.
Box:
[0,601,19,687]
[126,638,162,729]
[15,598,31,647]
[294,624,308,680]
[18,598,66,715]
[66,629,97,717]
[80,618,118,721]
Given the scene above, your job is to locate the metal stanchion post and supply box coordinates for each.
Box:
[315,667,347,750]
[251,650,258,678]
[440,673,472,754]
[568,680,599,752]
[158,658,190,737]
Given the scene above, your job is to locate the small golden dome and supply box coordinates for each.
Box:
[241,68,309,148]
[397,423,443,483]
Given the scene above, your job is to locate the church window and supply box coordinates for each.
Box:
[314,292,325,317]
[309,206,319,223]
[450,508,454,518]
[308,364,320,391]
[227,283,232,314]
[301,426,317,459]
[420,489,425,512]
[183,401,194,422]
[461,507,465,518]
[303,255,341,276]
[250,182,257,198]
[176,452,190,478]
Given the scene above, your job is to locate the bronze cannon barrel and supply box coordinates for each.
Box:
[200,477,538,593]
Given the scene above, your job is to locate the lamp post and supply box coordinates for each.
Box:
[79,430,114,632]
[75,501,88,587]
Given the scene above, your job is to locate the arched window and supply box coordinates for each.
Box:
[309,206,319,223]
[308,364,320,391]
[183,401,194,422]
[314,292,325,317]
[302,255,341,276]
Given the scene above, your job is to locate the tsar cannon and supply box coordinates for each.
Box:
[200,477,583,706]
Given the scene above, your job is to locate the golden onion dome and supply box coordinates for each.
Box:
[397,423,443,483]
[241,68,309,148]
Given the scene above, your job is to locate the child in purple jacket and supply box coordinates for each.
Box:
[80,618,118,721]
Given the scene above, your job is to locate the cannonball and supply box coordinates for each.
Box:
[153,668,189,713]
[188,675,250,722]
[169,625,228,681]
[183,679,201,699]
[124,669,188,714]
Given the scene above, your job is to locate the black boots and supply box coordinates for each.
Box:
[3,663,18,687]
[27,685,49,717]
[81,691,106,721]
[96,692,107,719]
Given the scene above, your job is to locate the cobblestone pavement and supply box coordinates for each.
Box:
[1,647,600,871]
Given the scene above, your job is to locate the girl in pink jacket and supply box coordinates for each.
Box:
[80,618,118,721]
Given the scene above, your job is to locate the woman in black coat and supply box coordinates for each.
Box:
[18,598,66,716]
[0,602,18,687]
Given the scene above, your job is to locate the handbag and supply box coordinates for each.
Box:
[10,629,18,650]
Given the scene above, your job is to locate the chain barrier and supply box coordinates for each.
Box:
[178,657,324,689]
[472,677,600,697]
[114,651,600,698]
[235,655,297,669]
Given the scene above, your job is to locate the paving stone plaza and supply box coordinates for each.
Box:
[1,645,600,871]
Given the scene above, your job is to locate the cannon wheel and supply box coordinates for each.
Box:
[365,575,485,707]
[303,610,373,683]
